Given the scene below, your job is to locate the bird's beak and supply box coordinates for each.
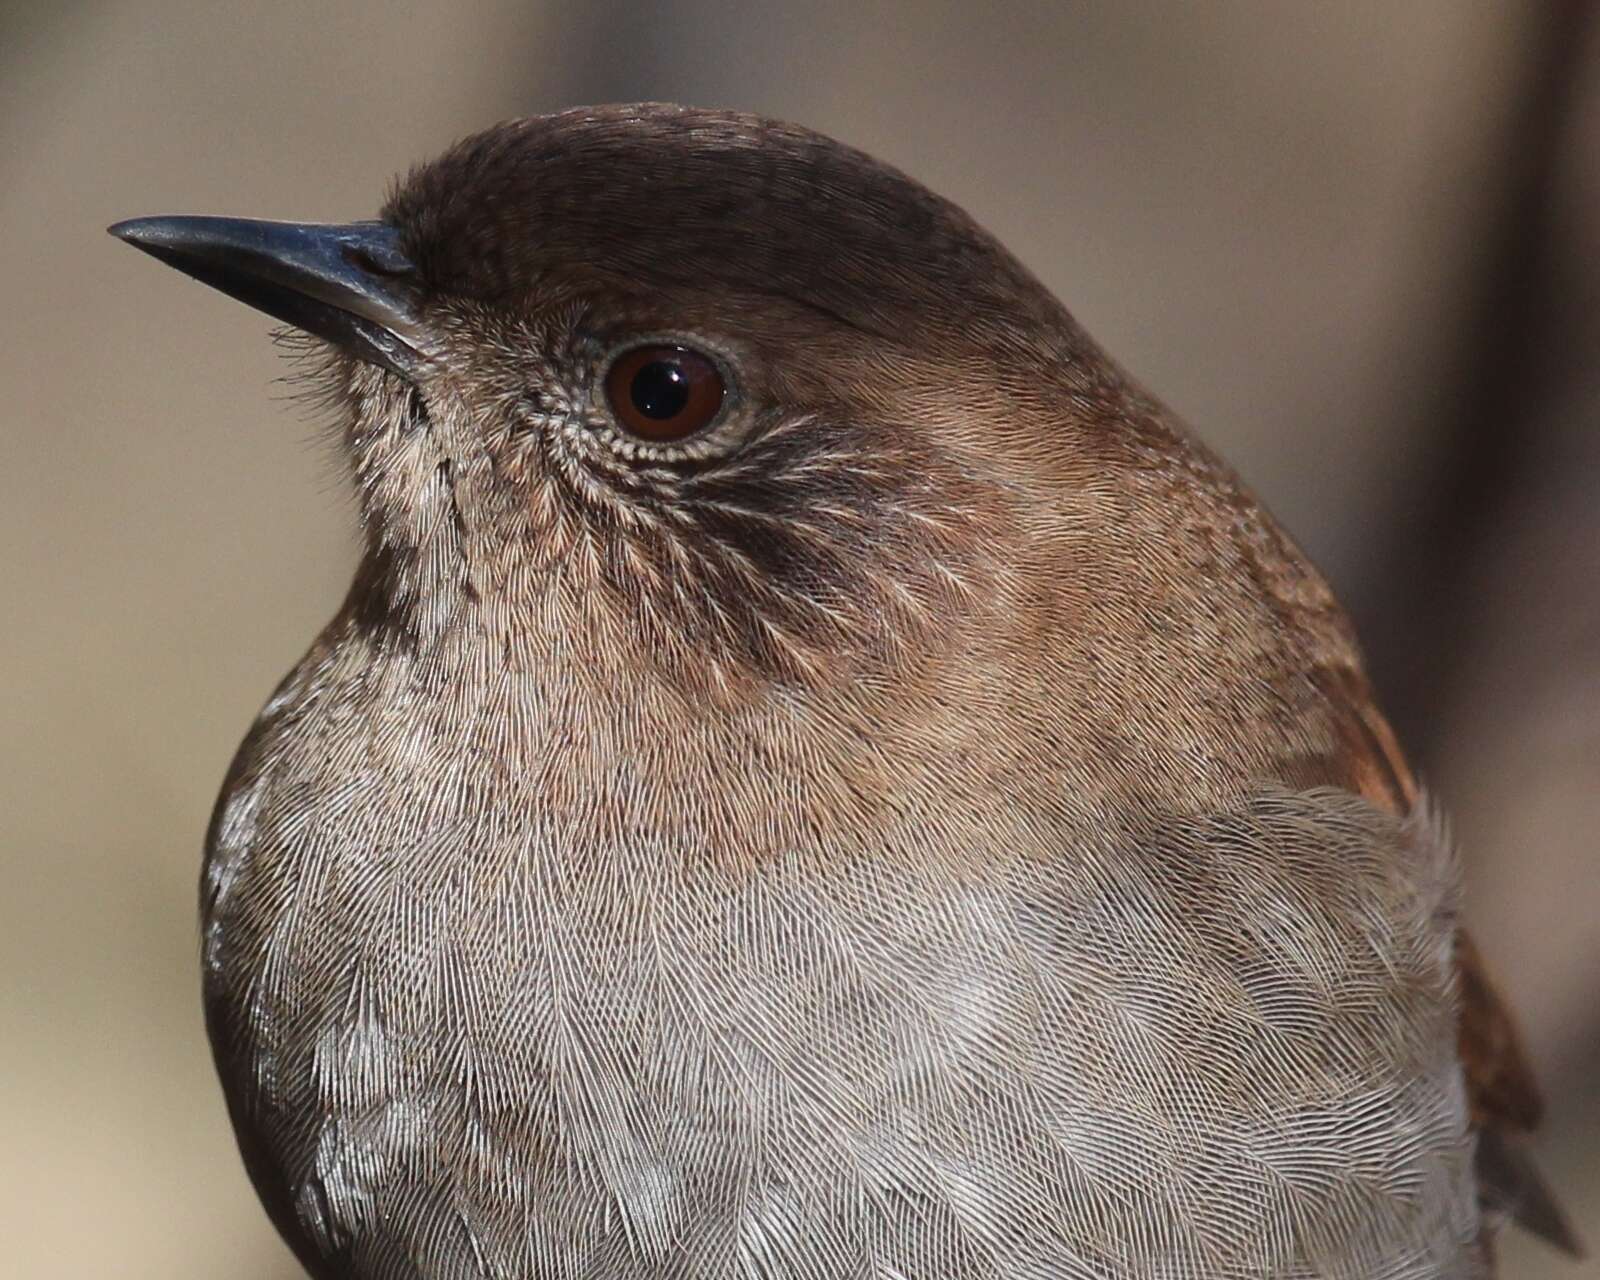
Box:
[108,216,425,379]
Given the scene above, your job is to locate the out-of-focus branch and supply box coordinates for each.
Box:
[1357,0,1598,760]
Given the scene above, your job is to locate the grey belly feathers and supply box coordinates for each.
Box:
[204,681,1478,1280]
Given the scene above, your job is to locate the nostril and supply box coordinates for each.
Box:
[341,240,415,279]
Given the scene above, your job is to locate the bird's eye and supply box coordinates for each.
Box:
[603,344,726,442]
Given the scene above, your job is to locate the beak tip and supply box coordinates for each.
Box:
[108,217,172,252]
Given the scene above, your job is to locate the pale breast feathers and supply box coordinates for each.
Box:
[205,768,1480,1279]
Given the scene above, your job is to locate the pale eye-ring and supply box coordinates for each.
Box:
[603,344,726,442]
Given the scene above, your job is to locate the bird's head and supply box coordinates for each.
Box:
[111,106,1168,703]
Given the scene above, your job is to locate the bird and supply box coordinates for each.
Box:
[109,104,1577,1279]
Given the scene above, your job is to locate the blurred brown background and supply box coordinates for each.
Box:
[2,2,1595,1275]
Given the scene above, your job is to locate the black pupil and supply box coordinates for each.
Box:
[629,360,690,420]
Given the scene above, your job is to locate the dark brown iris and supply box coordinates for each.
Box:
[604,344,725,442]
